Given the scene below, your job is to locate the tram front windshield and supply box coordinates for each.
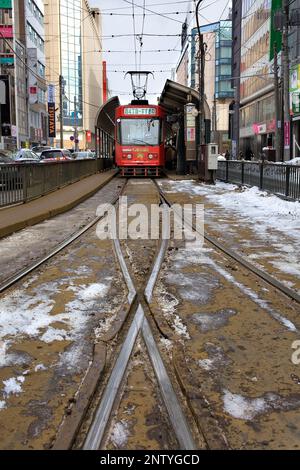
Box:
[118,118,160,146]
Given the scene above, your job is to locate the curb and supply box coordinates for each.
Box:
[52,342,107,450]
[0,171,117,240]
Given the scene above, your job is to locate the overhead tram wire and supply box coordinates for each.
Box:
[0,32,60,86]
[101,1,194,11]
[139,0,147,71]
[122,0,183,23]
[131,0,138,70]
[102,10,194,16]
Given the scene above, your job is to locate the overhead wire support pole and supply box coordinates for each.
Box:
[196,0,206,172]
[59,75,64,149]
[282,0,290,161]
[273,43,281,162]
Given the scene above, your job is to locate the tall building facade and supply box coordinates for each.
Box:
[25,0,47,145]
[0,0,47,149]
[176,19,234,152]
[231,0,242,158]
[0,0,28,148]
[289,0,300,157]
[239,0,274,157]
[45,0,103,150]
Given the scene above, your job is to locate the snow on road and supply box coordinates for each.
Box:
[163,180,300,241]
[160,180,300,286]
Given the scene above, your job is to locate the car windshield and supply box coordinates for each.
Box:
[12,151,39,160]
[119,118,160,146]
[0,151,14,163]
[76,152,91,158]
[32,146,51,153]
[41,151,62,159]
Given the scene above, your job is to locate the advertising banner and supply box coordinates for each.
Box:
[290,64,300,115]
[269,0,282,60]
[48,103,56,138]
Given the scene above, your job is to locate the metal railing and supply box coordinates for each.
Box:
[0,158,113,208]
[217,161,300,201]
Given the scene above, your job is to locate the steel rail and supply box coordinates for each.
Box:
[156,183,300,304]
[84,195,195,450]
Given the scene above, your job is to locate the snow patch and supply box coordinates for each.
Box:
[223,389,300,421]
[34,364,47,372]
[201,255,297,332]
[198,344,230,371]
[110,420,129,448]
[40,327,71,343]
[160,338,173,352]
[77,283,109,301]
[156,284,190,339]
[223,390,268,420]
[193,309,236,332]
[3,376,25,396]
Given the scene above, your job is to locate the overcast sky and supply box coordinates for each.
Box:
[90,0,231,104]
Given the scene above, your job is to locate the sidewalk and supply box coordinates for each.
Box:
[165,171,198,181]
[0,170,117,239]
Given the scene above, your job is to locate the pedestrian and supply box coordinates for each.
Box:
[245,147,252,161]
[225,149,230,160]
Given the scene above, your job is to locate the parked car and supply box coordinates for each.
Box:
[74,151,96,160]
[0,153,22,190]
[39,149,73,162]
[285,157,300,166]
[31,145,53,157]
[10,149,40,163]
[274,157,300,165]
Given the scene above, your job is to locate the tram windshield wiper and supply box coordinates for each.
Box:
[130,139,156,146]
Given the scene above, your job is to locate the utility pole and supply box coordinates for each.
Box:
[59,75,64,148]
[74,95,79,152]
[273,44,281,161]
[282,0,290,161]
[196,0,205,164]
[212,93,217,140]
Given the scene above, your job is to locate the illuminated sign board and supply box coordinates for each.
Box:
[48,103,56,138]
[0,25,13,38]
[124,108,156,116]
[0,0,12,8]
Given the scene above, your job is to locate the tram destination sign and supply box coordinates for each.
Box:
[124,107,156,116]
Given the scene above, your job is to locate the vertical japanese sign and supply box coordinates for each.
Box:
[284,121,290,149]
[185,103,197,161]
[269,0,282,61]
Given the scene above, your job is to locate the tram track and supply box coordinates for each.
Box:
[0,178,125,295]
[48,178,198,450]
[155,181,300,305]
[2,176,298,450]
[82,185,196,450]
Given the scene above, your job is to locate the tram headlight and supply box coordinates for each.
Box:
[148,153,157,160]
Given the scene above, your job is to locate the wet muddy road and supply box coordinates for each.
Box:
[0,177,299,450]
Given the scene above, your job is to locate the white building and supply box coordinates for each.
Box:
[25,0,47,145]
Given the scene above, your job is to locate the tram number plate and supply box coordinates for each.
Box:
[124,108,156,115]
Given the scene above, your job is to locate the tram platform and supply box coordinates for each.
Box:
[0,170,117,239]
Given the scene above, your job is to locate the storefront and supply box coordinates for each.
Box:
[240,92,276,158]
[290,64,300,158]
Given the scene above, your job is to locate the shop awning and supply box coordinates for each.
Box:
[95,95,120,135]
[159,79,211,120]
